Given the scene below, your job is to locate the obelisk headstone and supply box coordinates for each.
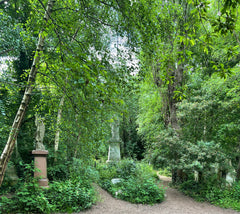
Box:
[107,117,121,162]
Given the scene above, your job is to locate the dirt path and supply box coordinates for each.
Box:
[80,176,239,214]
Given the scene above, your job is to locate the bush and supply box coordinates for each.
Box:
[97,162,118,181]
[178,178,240,211]
[47,178,96,212]
[48,162,70,181]
[0,162,97,213]
[69,158,99,182]
[116,159,137,179]
[116,177,165,204]
[0,181,54,214]
[97,159,165,204]
[206,181,240,211]
[0,178,97,213]
[179,179,207,201]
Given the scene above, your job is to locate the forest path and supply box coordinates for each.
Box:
[80,176,239,214]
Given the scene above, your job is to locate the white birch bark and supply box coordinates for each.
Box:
[54,96,65,153]
[0,0,55,186]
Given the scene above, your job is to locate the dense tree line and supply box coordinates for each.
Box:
[0,0,239,194]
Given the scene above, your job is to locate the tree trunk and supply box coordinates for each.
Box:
[54,96,65,154]
[0,0,55,186]
[172,169,177,183]
[198,171,204,184]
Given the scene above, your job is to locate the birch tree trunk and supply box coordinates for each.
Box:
[54,96,65,155]
[0,0,55,186]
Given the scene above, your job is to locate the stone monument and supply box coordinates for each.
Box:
[35,115,46,150]
[107,116,121,162]
[32,114,49,187]
[5,163,19,185]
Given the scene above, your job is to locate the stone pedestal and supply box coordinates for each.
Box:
[32,150,49,188]
[107,142,121,162]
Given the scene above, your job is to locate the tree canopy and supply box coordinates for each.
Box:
[0,0,240,191]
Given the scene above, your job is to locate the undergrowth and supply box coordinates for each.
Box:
[178,178,240,211]
[97,159,165,204]
[0,161,97,214]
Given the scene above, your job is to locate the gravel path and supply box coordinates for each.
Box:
[80,176,239,214]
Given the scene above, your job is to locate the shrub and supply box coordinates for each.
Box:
[97,162,118,181]
[178,178,240,211]
[69,158,99,182]
[179,179,207,201]
[0,181,54,214]
[97,159,165,204]
[0,162,54,213]
[0,162,97,213]
[116,159,137,179]
[48,162,70,181]
[116,177,165,204]
[206,181,240,211]
[0,178,97,214]
[47,178,96,212]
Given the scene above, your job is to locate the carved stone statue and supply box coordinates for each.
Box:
[35,114,45,150]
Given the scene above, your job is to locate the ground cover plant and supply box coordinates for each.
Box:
[0,178,97,213]
[97,159,165,204]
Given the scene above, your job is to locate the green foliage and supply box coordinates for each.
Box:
[206,181,240,211]
[97,160,165,204]
[137,79,165,143]
[146,127,227,176]
[116,176,164,204]
[69,158,100,182]
[0,163,54,214]
[47,179,96,213]
[1,0,240,209]
[179,178,240,211]
[158,168,172,177]
[0,11,22,56]
[48,161,70,181]
[1,181,55,214]
[0,178,97,214]
[178,179,209,201]
[0,162,97,213]
[121,91,145,160]
[116,159,137,179]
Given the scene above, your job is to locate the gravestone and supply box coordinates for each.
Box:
[5,163,19,185]
[107,117,121,162]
